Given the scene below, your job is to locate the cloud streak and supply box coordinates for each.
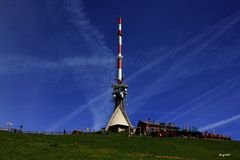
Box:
[0,0,115,131]
[128,10,240,114]
[0,55,113,75]
[127,10,240,82]
[199,113,240,131]
[170,75,240,122]
[47,0,114,131]
[158,75,240,121]
[47,89,111,131]
[66,0,114,61]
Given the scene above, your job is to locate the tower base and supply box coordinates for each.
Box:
[107,124,130,133]
[105,104,132,132]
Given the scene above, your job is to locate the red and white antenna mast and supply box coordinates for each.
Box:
[117,17,123,84]
[105,17,132,132]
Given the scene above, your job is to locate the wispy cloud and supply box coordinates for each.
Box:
[47,0,115,131]
[47,89,111,131]
[169,75,240,122]
[156,75,240,121]
[0,0,115,131]
[199,113,240,131]
[128,10,240,114]
[66,0,113,61]
[0,55,112,75]
[127,10,240,82]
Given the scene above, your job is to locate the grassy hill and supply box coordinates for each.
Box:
[0,131,239,160]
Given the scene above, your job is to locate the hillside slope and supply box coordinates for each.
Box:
[0,131,239,160]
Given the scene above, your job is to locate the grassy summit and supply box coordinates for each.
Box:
[0,131,239,160]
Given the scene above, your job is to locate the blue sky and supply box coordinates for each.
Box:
[0,0,240,140]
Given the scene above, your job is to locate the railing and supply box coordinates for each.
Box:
[22,131,71,135]
[1,128,98,135]
[1,129,71,135]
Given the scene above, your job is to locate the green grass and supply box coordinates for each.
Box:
[0,131,239,160]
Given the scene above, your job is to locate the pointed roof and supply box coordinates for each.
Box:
[105,106,132,131]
